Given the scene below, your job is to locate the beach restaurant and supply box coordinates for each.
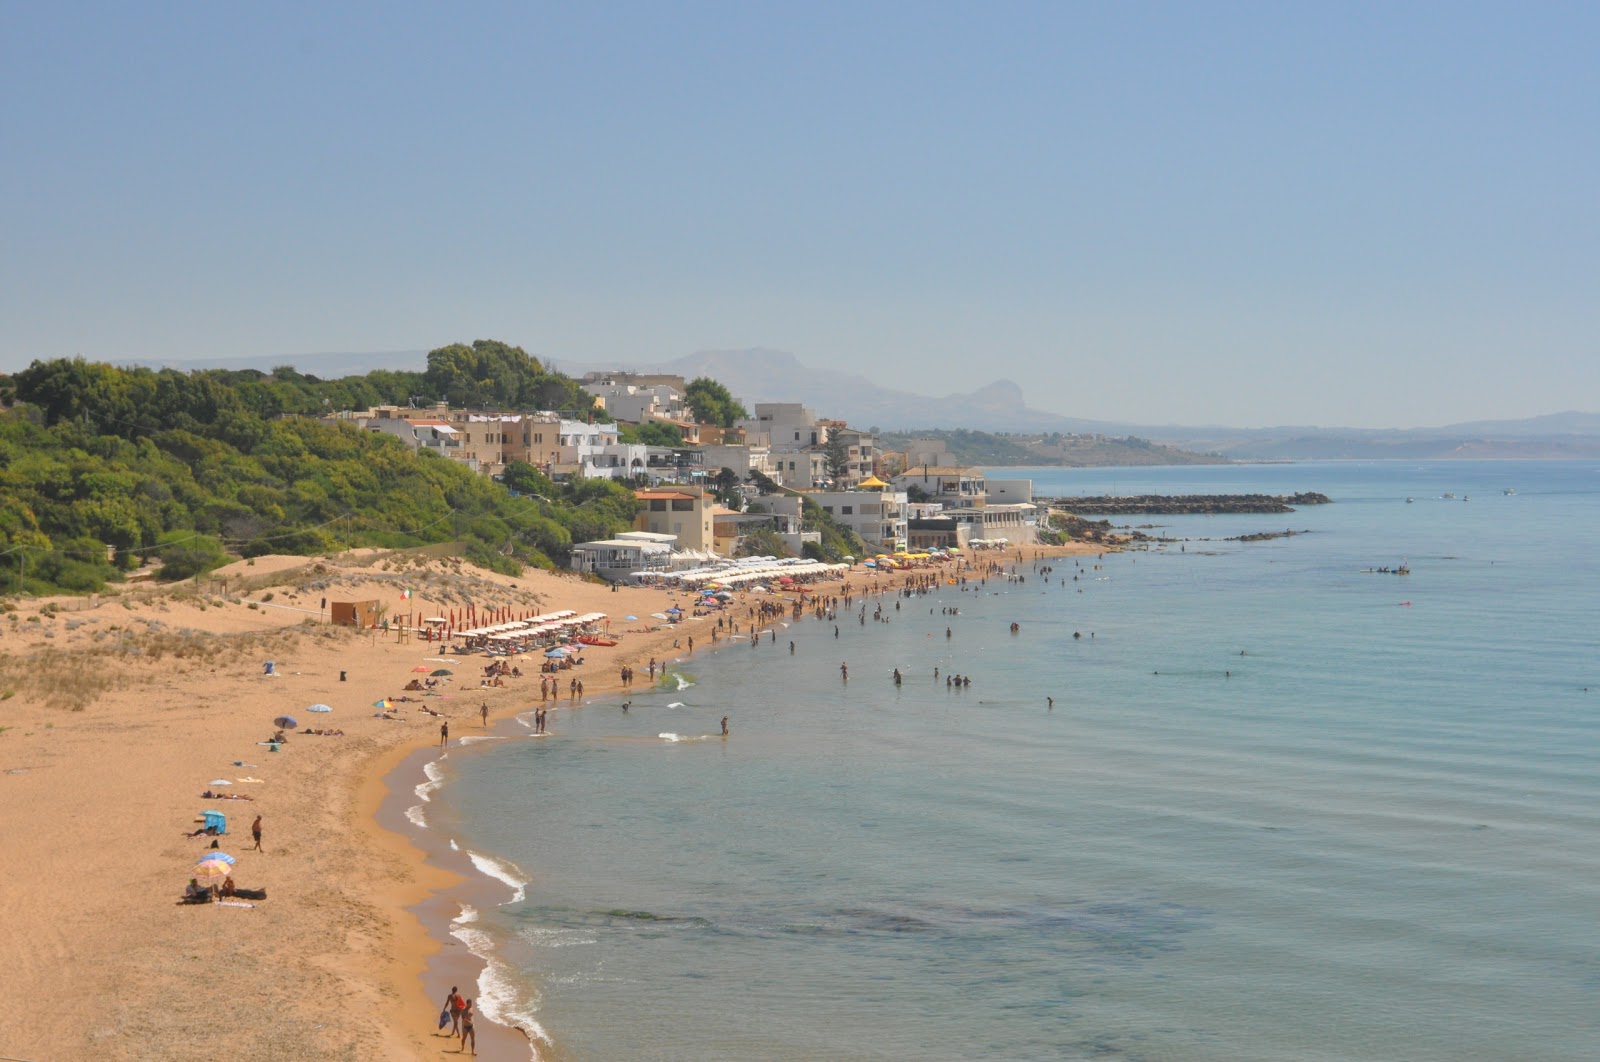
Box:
[447,610,611,655]
[636,557,849,590]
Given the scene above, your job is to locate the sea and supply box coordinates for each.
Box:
[412,460,1600,1061]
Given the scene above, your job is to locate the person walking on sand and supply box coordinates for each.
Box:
[447,986,465,1036]
[251,815,263,852]
[459,997,476,1054]
[441,985,460,1036]
[480,702,488,727]
[440,721,449,746]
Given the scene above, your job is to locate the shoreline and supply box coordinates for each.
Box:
[0,543,1104,1060]
[375,544,1108,1059]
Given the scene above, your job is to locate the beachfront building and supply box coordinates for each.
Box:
[891,466,987,507]
[634,487,716,554]
[568,535,675,581]
[985,479,1034,505]
[805,485,909,553]
[940,502,1040,545]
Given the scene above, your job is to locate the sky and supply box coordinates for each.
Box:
[3,2,1596,429]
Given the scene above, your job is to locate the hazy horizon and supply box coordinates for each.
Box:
[4,4,1596,429]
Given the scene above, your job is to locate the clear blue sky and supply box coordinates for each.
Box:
[3,2,1596,428]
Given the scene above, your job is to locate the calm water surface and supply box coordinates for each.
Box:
[423,461,1600,1061]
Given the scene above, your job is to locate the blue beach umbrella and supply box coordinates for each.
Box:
[624,615,638,621]
[273,715,298,729]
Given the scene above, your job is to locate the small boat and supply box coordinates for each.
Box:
[1441,492,1455,499]
[1503,487,1516,496]
[1406,497,1414,503]
[1361,563,1411,575]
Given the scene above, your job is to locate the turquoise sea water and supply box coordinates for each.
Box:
[419,460,1600,1061]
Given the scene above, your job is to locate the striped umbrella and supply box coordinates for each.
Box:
[194,854,235,884]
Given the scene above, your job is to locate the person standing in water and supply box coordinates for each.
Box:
[721,716,729,737]
[840,662,849,682]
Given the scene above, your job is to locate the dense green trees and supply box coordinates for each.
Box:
[619,420,684,447]
[0,354,641,594]
[683,377,747,428]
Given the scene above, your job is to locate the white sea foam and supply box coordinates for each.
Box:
[515,712,534,728]
[404,804,427,828]
[671,673,694,690]
[414,758,445,802]
[666,701,685,708]
[458,735,506,745]
[467,850,529,904]
[453,902,479,925]
[449,839,460,851]
[449,922,551,1060]
[659,732,683,742]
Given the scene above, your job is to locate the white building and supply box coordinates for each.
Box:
[806,485,908,552]
[582,380,685,424]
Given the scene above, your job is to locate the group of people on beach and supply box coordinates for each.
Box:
[439,985,476,1054]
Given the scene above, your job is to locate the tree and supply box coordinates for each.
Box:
[712,467,742,508]
[621,420,683,447]
[824,433,850,485]
[682,377,747,429]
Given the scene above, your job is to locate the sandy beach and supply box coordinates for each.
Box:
[0,542,1103,1061]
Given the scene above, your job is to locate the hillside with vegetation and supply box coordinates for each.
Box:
[0,344,639,594]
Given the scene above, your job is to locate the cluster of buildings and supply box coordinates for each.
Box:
[335,372,1042,580]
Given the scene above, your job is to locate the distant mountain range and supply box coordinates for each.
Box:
[130,347,1600,461]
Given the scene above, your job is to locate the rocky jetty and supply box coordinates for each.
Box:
[1045,492,1331,515]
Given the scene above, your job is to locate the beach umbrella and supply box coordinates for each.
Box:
[273,715,298,729]
[412,665,432,673]
[624,615,638,621]
[651,612,669,620]
[373,699,391,709]
[544,648,567,658]
[430,669,453,677]
[665,607,683,615]
[194,855,235,884]
[306,703,333,713]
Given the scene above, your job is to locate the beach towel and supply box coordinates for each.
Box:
[438,1008,450,1030]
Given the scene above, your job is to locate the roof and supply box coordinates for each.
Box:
[405,419,459,434]
[635,490,701,500]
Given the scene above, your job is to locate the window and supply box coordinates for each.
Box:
[671,499,693,512]
[841,506,853,515]
[650,499,667,511]
[823,506,833,514]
